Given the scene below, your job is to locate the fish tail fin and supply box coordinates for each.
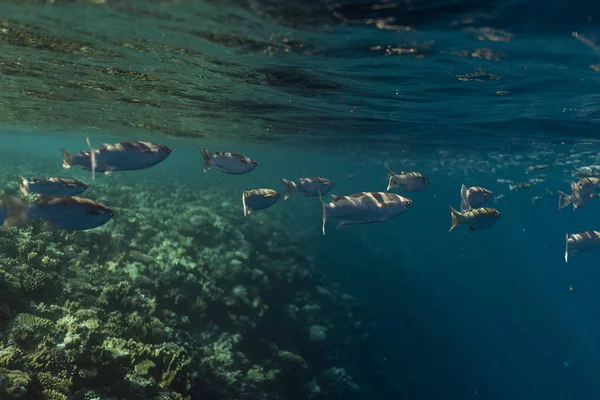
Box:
[460,184,469,212]
[0,194,30,228]
[449,206,463,232]
[282,178,296,200]
[565,233,570,263]
[242,191,248,217]
[199,148,213,172]
[86,137,97,180]
[319,190,327,235]
[386,168,395,191]
[61,148,73,169]
[557,190,571,210]
[18,175,29,197]
[508,184,516,191]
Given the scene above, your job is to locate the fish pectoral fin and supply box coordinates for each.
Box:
[218,168,227,173]
[468,225,476,231]
[336,221,347,229]
[104,170,113,175]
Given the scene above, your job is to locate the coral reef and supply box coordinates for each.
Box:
[0,169,402,399]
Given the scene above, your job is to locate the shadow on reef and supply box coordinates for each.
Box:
[0,173,405,400]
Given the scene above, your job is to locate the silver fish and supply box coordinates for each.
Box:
[1,195,114,230]
[320,192,412,235]
[200,148,257,175]
[386,168,429,192]
[573,165,600,177]
[509,182,532,191]
[565,231,600,262]
[281,177,334,200]
[558,178,600,210]
[449,206,500,232]
[576,177,600,196]
[496,178,514,185]
[528,177,545,185]
[526,164,548,174]
[62,139,171,179]
[18,176,88,198]
[557,184,581,210]
[242,189,280,216]
[460,184,493,212]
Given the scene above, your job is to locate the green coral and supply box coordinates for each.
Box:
[101,337,155,360]
[126,360,156,389]
[41,388,67,400]
[8,313,53,348]
[36,372,72,395]
[246,365,265,383]
[0,342,23,368]
[0,368,30,397]
[100,337,190,392]
[28,338,70,371]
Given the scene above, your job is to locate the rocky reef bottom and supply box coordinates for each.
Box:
[0,169,405,400]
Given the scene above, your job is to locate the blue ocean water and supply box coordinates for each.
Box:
[1,0,600,399]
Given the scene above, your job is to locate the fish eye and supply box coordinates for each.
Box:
[165,148,172,155]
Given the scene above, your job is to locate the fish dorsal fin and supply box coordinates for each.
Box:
[100,143,110,149]
[400,171,406,175]
[386,167,395,176]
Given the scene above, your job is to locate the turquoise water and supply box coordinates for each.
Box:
[2,1,600,399]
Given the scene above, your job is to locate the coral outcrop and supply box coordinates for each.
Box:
[0,171,402,399]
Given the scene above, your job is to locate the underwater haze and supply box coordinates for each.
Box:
[1,0,600,399]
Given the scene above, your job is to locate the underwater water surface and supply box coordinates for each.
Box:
[2,0,600,399]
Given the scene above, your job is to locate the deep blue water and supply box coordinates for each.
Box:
[2,0,600,399]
